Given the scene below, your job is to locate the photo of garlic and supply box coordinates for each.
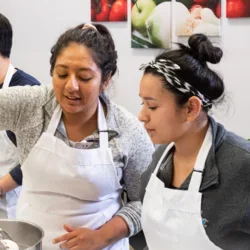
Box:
[176,0,221,37]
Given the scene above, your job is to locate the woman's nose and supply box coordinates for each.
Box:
[138,108,148,123]
[66,75,79,91]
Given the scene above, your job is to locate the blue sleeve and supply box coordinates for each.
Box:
[9,164,23,185]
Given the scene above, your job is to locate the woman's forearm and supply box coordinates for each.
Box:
[97,216,129,247]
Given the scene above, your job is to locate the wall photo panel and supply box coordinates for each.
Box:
[91,0,128,22]
[226,0,250,18]
[175,0,221,36]
[131,0,172,48]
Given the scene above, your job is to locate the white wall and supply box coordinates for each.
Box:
[1,0,250,138]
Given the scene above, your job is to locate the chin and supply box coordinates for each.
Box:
[62,104,83,114]
[150,136,161,145]
[151,136,171,145]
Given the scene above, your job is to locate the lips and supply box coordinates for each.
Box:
[65,96,81,100]
[145,128,155,133]
[64,95,81,105]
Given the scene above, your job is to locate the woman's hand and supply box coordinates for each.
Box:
[52,224,107,250]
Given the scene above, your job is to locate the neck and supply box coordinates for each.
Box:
[63,102,99,128]
[62,100,106,142]
[0,57,11,84]
[174,115,209,160]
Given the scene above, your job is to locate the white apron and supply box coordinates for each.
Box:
[142,126,222,250]
[16,100,129,250]
[0,64,21,219]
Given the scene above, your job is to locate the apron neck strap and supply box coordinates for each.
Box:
[46,104,62,134]
[188,126,212,192]
[3,64,15,89]
[47,99,109,149]
[97,99,108,148]
[154,126,212,192]
[154,142,175,174]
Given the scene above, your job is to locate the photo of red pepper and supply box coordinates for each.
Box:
[91,0,127,22]
[226,0,250,18]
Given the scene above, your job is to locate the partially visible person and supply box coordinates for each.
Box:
[0,23,154,249]
[0,13,40,219]
[139,34,250,250]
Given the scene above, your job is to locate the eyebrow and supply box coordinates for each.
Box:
[55,64,93,71]
[139,96,157,101]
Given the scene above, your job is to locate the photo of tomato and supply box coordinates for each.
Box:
[226,0,250,18]
[91,0,128,22]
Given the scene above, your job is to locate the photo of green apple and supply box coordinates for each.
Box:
[131,0,172,48]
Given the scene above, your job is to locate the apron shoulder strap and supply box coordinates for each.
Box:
[46,105,62,134]
[154,142,175,174]
[98,99,108,149]
[3,64,15,89]
[188,126,213,192]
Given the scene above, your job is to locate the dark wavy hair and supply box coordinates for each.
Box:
[0,13,12,58]
[144,34,224,111]
[50,23,118,83]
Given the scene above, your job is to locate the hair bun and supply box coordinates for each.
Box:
[188,34,223,64]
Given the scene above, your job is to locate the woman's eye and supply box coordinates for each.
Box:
[58,74,67,79]
[79,77,92,82]
[149,107,157,110]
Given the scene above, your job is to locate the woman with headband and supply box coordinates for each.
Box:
[0,23,154,249]
[139,33,250,250]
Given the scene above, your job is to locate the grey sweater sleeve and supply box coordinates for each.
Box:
[0,87,24,131]
[0,85,49,132]
[116,124,155,236]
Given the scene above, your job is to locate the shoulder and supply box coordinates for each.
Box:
[112,103,141,129]
[103,95,154,154]
[104,94,147,137]
[219,131,250,158]
[216,130,250,174]
[10,69,41,87]
[224,131,250,153]
[111,101,153,144]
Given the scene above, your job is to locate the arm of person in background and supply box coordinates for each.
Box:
[0,164,23,198]
[1,72,41,194]
[0,172,19,198]
[53,120,155,249]
[9,164,23,186]
[0,87,28,197]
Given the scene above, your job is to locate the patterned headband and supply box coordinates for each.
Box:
[139,59,212,109]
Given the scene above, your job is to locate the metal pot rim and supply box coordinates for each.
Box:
[0,219,44,247]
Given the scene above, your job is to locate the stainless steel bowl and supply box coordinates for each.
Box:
[0,220,44,250]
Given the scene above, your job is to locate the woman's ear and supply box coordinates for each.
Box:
[186,96,202,121]
[101,72,112,92]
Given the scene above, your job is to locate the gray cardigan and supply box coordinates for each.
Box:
[140,117,250,250]
[0,84,155,236]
